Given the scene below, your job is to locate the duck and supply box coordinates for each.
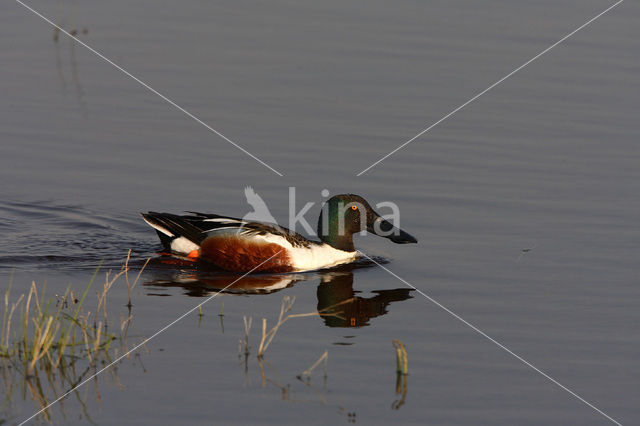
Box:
[141,194,417,273]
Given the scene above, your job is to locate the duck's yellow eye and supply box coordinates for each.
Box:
[351,205,358,211]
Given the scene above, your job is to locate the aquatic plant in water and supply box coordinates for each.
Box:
[0,252,148,422]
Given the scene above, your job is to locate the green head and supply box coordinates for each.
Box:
[316,194,417,252]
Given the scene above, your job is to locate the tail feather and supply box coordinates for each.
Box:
[153,229,174,249]
[141,212,207,249]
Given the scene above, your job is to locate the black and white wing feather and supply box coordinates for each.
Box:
[141,211,314,250]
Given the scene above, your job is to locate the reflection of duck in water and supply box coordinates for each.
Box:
[144,257,306,296]
[317,272,413,328]
[143,258,412,326]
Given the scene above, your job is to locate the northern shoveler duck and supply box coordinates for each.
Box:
[142,194,417,273]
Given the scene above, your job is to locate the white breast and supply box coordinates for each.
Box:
[288,243,357,271]
[236,233,358,272]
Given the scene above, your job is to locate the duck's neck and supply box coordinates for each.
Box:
[317,210,355,252]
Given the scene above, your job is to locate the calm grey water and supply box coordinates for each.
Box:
[1,0,639,424]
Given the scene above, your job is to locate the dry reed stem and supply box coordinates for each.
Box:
[29,316,58,373]
[123,249,151,307]
[392,339,408,375]
[1,277,13,353]
[3,294,24,352]
[392,339,409,409]
[240,316,252,356]
[93,321,103,354]
[24,283,35,356]
[257,295,295,357]
[79,315,93,365]
[97,268,126,325]
[120,313,133,334]
[256,296,346,358]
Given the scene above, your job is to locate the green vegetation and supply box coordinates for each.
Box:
[0,254,147,422]
[2,265,112,374]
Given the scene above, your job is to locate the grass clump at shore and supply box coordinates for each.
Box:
[1,253,148,422]
[1,253,147,375]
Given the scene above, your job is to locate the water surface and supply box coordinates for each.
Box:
[1,0,639,424]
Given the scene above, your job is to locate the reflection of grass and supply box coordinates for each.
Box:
[0,254,147,422]
[236,297,410,417]
[239,316,252,358]
[236,297,348,404]
[1,349,123,423]
[237,296,390,419]
[298,350,328,380]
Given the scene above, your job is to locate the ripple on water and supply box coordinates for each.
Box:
[0,200,154,271]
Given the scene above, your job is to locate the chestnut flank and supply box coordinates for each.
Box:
[200,235,294,273]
